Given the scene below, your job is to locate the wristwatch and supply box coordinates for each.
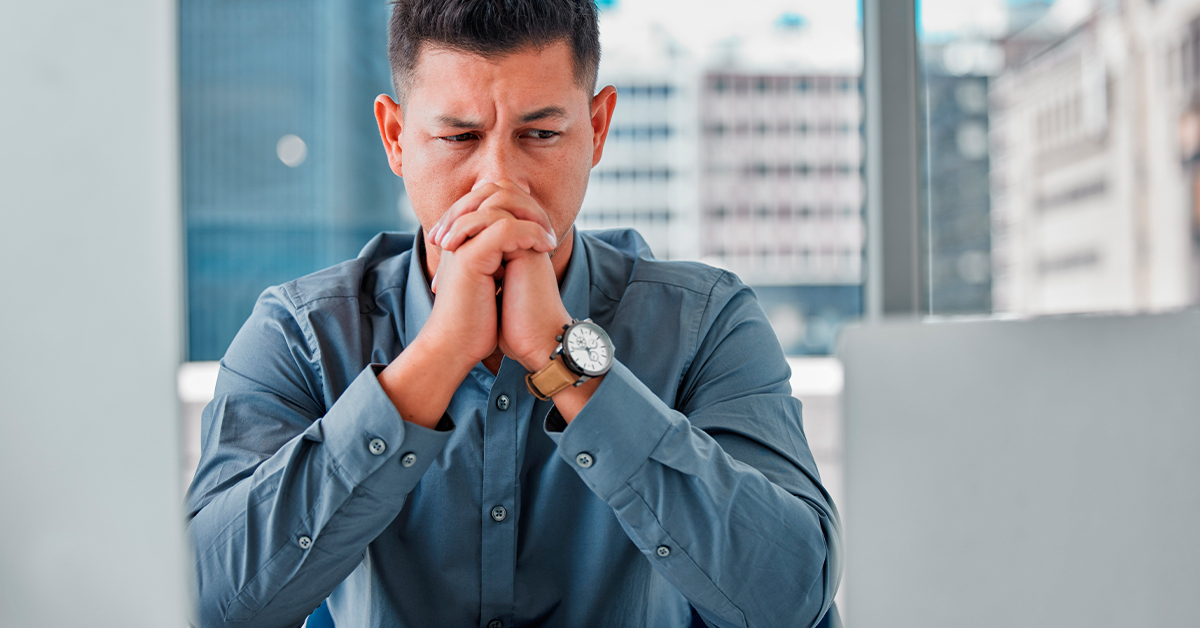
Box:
[525,319,615,400]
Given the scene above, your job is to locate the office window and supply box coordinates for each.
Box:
[180,0,413,361]
[919,0,1200,316]
[585,0,864,356]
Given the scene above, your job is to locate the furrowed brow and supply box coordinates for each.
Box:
[520,106,569,124]
[434,114,480,128]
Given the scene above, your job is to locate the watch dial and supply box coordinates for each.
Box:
[565,323,612,375]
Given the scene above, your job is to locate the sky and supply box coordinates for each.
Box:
[597,0,1089,68]
[598,0,863,72]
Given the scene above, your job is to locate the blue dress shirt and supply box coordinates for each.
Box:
[186,228,841,628]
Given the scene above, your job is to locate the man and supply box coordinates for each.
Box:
[186,1,842,626]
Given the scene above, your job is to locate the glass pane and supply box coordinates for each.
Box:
[587,0,864,355]
[919,0,1200,316]
[180,0,414,361]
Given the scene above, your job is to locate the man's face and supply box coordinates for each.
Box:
[380,41,614,244]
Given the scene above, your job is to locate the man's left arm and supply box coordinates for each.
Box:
[546,272,842,628]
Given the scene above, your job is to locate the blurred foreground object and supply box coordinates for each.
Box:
[841,309,1200,627]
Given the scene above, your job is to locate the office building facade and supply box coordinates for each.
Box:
[990,2,1199,315]
[923,66,994,315]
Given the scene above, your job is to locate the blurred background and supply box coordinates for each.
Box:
[4,0,1199,626]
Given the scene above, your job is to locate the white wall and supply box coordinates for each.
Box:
[0,2,187,627]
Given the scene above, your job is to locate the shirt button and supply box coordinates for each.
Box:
[400,452,417,468]
[487,620,503,628]
[490,505,507,522]
[575,452,594,468]
[298,536,312,549]
[496,394,511,411]
[656,545,670,557]
[368,438,386,456]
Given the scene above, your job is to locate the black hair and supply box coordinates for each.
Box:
[388,0,601,103]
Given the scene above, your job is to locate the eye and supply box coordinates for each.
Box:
[523,129,559,140]
[440,132,477,142]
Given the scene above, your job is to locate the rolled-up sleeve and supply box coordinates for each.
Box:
[186,287,453,628]
[545,273,842,628]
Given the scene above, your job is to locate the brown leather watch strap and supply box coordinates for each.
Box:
[526,357,578,400]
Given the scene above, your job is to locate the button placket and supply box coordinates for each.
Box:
[480,365,521,626]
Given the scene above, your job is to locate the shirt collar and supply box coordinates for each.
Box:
[558,228,591,323]
[401,228,591,345]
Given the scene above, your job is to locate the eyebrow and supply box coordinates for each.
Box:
[432,106,569,129]
[434,115,480,129]
[519,106,569,124]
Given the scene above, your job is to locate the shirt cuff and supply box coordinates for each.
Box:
[317,364,455,494]
[548,360,676,500]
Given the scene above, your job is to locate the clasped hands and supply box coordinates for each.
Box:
[377,180,600,428]
[420,179,572,377]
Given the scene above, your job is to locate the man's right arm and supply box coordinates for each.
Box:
[186,286,455,628]
[188,200,556,628]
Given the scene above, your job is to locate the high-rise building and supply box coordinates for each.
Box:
[989,1,1199,315]
[181,0,411,361]
[1176,13,1200,302]
[696,71,864,354]
[922,53,995,315]
[698,71,863,287]
[584,9,864,354]
[578,34,700,261]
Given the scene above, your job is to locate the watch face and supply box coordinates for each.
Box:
[563,322,614,377]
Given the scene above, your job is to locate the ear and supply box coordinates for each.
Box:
[589,85,618,167]
[375,94,405,177]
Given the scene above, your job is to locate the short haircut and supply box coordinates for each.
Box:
[387,0,601,105]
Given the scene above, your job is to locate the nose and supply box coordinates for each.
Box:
[473,136,531,193]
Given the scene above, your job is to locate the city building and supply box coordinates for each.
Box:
[922,44,996,315]
[696,69,865,354]
[698,71,864,288]
[181,0,411,361]
[588,8,865,354]
[989,0,1200,315]
[578,26,701,261]
[1172,10,1200,301]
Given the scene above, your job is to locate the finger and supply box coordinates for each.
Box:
[436,189,542,249]
[501,245,553,263]
[474,185,555,240]
[438,207,517,252]
[457,217,559,273]
[429,182,502,243]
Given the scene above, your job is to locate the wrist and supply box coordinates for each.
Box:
[417,321,493,374]
[405,329,475,384]
[552,374,603,424]
[378,333,474,429]
[516,318,573,373]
